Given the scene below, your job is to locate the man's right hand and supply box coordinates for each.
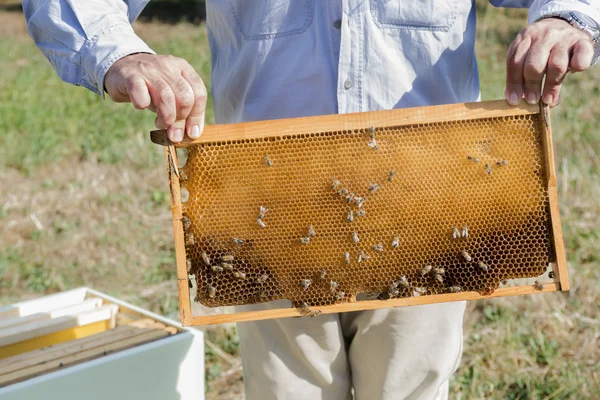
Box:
[104,53,207,143]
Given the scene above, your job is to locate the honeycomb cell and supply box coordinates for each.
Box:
[179,114,554,307]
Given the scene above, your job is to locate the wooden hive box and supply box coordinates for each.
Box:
[0,288,204,399]
[151,100,568,326]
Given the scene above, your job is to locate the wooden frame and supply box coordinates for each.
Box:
[152,100,569,326]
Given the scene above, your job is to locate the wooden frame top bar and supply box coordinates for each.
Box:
[151,100,539,147]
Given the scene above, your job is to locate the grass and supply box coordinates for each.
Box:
[1,2,599,398]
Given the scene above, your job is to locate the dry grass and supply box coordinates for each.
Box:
[1,2,599,398]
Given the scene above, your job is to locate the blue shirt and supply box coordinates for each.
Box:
[23,0,600,124]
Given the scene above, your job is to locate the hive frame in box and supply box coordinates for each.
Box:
[151,100,569,326]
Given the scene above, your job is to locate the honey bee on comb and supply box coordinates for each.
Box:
[421,265,432,276]
[388,169,395,182]
[264,154,273,167]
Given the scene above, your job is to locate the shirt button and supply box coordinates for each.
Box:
[333,19,342,29]
[344,79,353,90]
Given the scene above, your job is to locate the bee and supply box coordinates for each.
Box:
[461,250,472,262]
[337,188,349,196]
[421,265,432,276]
[232,238,244,245]
[413,287,427,295]
[234,271,246,279]
[372,243,384,252]
[369,126,376,138]
[335,291,346,301]
[434,274,444,284]
[185,233,195,246]
[311,310,322,317]
[200,252,210,265]
[259,289,268,298]
[358,250,370,263]
[496,160,509,166]
[452,226,460,239]
[300,279,312,290]
[331,178,342,191]
[257,218,267,228]
[208,285,216,298]
[347,209,354,223]
[369,183,381,193]
[186,259,193,274]
[258,205,269,219]
[392,236,399,249]
[533,280,544,291]
[194,293,200,303]
[461,226,469,238]
[179,170,188,181]
[355,209,366,217]
[222,255,234,262]
[448,286,462,293]
[353,196,366,208]
[308,225,316,238]
[319,269,327,280]
[501,279,508,285]
[222,262,234,271]
[395,276,409,288]
[330,280,339,293]
[257,274,268,283]
[300,302,312,315]
[352,231,360,243]
[188,278,193,289]
[433,267,445,275]
[478,261,488,272]
[299,236,310,245]
[212,265,224,273]
[548,271,555,279]
[181,215,192,231]
[345,192,355,204]
[368,138,378,150]
[467,155,480,163]
[388,284,399,298]
[485,164,492,175]
[388,169,395,182]
[344,252,351,264]
[264,154,273,167]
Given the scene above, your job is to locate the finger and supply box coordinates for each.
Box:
[505,36,531,106]
[147,78,180,141]
[166,77,195,121]
[125,76,152,110]
[182,68,208,139]
[523,39,552,105]
[570,39,594,72]
[542,44,569,106]
[155,115,167,129]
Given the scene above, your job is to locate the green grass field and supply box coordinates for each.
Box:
[1,3,599,399]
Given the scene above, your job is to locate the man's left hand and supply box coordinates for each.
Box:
[505,18,594,107]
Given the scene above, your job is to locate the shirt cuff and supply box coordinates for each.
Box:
[80,22,156,98]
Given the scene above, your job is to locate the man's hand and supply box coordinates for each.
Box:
[505,18,594,107]
[104,53,207,143]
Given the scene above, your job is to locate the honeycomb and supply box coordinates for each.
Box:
[176,113,555,309]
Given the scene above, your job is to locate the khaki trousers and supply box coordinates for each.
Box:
[236,301,466,400]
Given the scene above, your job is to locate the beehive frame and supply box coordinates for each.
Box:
[151,100,568,326]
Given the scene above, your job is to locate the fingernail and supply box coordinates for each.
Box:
[526,92,538,105]
[543,93,554,105]
[172,129,183,142]
[508,92,520,106]
[190,125,200,139]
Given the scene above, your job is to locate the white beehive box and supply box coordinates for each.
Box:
[0,287,204,400]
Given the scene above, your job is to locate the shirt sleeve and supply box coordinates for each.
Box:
[22,0,155,98]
